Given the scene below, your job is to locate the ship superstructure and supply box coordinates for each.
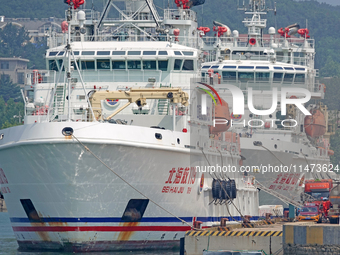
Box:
[199,0,335,205]
[0,0,259,252]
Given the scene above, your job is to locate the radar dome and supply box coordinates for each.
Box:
[77,11,86,21]
[268,27,276,35]
[233,30,239,38]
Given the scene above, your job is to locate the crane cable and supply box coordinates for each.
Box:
[71,134,199,230]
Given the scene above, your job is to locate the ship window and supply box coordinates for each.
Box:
[223,66,236,69]
[283,73,294,82]
[239,66,254,69]
[273,73,283,82]
[274,66,283,70]
[57,51,65,56]
[211,65,219,68]
[82,51,95,55]
[182,51,194,56]
[238,72,254,82]
[97,51,110,55]
[256,72,270,81]
[81,60,95,70]
[128,51,141,55]
[295,67,305,71]
[121,199,149,222]
[49,60,58,71]
[158,60,168,71]
[295,73,305,83]
[97,59,110,70]
[222,71,236,81]
[143,51,156,55]
[202,65,211,69]
[174,51,182,56]
[158,51,168,55]
[112,51,126,55]
[57,59,65,71]
[143,60,156,70]
[127,60,141,69]
[112,60,126,69]
[182,60,194,70]
[284,67,294,70]
[174,59,183,70]
[49,51,58,56]
[256,66,269,69]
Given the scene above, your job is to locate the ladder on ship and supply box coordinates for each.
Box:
[54,84,66,116]
[158,84,170,115]
[253,180,303,208]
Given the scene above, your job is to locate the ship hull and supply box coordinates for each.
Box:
[0,122,258,251]
[240,137,331,206]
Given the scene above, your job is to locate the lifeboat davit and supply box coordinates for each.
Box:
[210,98,231,134]
[304,109,326,138]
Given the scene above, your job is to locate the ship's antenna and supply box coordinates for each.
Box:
[274,1,277,33]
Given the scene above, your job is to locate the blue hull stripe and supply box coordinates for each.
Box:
[10,216,260,223]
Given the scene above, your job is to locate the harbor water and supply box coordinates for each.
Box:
[0,212,178,255]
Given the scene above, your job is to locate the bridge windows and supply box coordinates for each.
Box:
[97,51,110,56]
[295,73,305,83]
[255,72,270,82]
[143,60,157,70]
[48,60,58,71]
[81,51,95,56]
[112,51,126,55]
[283,73,294,83]
[238,72,254,82]
[182,60,194,71]
[81,60,95,70]
[127,60,141,69]
[112,61,126,70]
[222,71,236,81]
[143,51,156,55]
[158,60,168,71]
[97,59,110,70]
[273,73,283,82]
[174,59,183,70]
[128,51,141,55]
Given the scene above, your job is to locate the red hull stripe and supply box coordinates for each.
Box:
[13,225,193,232]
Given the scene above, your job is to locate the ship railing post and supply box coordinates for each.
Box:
[173,103,176,131]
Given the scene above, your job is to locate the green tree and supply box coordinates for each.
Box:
[0,74,21,102]
[330,129,340,168]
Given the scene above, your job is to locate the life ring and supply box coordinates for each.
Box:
[249,38,256,45]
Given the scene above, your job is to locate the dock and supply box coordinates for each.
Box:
[184,222,284,255]
[184,220,340,255]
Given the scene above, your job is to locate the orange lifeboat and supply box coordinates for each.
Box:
[210,98,231,134]
[304,109,326,138]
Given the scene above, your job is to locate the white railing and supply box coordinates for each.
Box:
[164,9,197,22]
[202,36,315,50]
